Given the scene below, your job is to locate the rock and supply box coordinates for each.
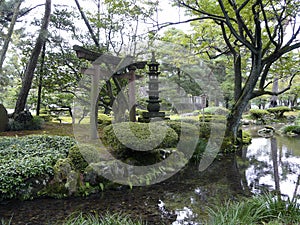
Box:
[257,126,274,138]
[0,104,9,132]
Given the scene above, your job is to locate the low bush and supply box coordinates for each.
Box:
[203,106,229,115]
[8,116,44,131]
[199,114,226,123]
[0,135,75,200]
[68,144,107,172]
[267,106,290,119]
[280,125,300,135]
[97,113,112,127]
[249,109,269,120]
[102,122,178,152]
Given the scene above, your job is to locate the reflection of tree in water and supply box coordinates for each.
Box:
[241,137,300,198]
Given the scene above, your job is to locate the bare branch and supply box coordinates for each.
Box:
[218,0,258,53]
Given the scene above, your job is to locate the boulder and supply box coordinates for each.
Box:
[0,104,9,132]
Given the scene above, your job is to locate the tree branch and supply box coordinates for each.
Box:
[252,71,299,98]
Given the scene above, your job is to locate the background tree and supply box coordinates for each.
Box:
[170,0,300,143]
[14,0,51,115]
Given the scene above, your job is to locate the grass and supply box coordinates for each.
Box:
[206,193,300,225]
[0,122,74,137]
[61,212,146,225]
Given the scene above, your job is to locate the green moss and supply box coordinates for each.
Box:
[102,122,178,151]
[242,131,252,144]
[68,145,89,172]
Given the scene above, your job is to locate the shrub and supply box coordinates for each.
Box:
[98,113,112,127]
[280,125,300,135]
[0,135,75,200]
[267,106,290,119]
[199,114,226,123]
[249,109,269,120]
[8,116,44,131]
[165,120,199,140]
[68,144,107,172]
[102,122,178,152]
[203,106,229,115]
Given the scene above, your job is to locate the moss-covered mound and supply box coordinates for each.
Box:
[102,122,178,151]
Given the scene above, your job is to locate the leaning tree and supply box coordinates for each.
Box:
[170,0,300,143]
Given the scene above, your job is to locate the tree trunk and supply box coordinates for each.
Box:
[14,0,51,116]
[270,75,279,107]
[0,0,22,77]
[36,42,46,116]
[234,51,242,102]
[225,54,262,145]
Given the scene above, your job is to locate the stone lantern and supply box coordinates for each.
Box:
[140,52,166,122]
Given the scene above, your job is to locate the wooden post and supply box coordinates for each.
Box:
[129,65,137,122]
[90,65,100,139]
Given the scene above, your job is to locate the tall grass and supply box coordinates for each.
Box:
[61,212,146,225]
[206,193,300,225]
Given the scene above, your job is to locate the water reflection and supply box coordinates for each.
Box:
[1,135,299,225]
[241,136,300,199]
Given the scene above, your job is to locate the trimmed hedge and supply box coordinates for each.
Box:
[102,122,178,152]
[98,113,112,127]
[249,109,269,120]
[203,106,229,115]
[266,106,290,119]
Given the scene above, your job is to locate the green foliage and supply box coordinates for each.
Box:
[38,114,53,122]
[165,120,199,140]
[267,106,291,119]
[68,144,106,172]
[62,212,145,225]
[102,122,178,151]
[203,106,229,115]
[67,145,88,172]
[97,113,112,127]
[0,135,75,200]
[280,125,300,135]
[7,116,44,131]
[249,109,270,120]
[199,114,226,123]
[206,193,300,225]
[242,131,252,145]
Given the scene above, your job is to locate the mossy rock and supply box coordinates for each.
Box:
[68,144,112,172]
[0,104,8,132]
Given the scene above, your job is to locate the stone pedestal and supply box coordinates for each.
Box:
[0,104,9,132]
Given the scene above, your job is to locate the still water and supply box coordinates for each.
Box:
[0,135,299,224]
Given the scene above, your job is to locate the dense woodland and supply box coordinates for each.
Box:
[0,0,299,143]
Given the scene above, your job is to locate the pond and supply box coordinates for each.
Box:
[0,133,299,224]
